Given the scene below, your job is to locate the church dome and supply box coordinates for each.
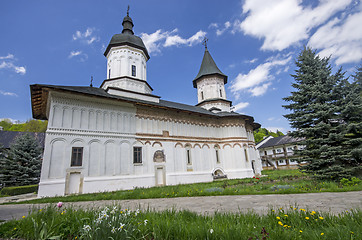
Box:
[104,8,150,60]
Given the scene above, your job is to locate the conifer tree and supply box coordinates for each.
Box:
[283,47,361,180]
[0,133,42,186]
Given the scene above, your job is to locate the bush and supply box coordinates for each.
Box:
[0,184,38,196]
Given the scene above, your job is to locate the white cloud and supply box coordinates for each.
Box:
[141,29,206,54]
[235,0,352,51]
[268,117,275,121]
[68,51,88,61]
[245,58,258,64]
[72,27,99,45]
[265,126,285,133]
[308,7,362,65]
[0,54,14,60]
[68,51,82,58]
[209,23,219,29]
[233,102,250,112]
[0,90,17,97]
[0,55,26,75]
[215,21,231,36]
[230,54,291,97]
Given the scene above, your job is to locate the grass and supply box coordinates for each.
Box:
[0,205,360,239]
[6,169,362,205]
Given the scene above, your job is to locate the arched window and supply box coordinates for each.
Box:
[185,144,192,165]
[214,145,220,163]
[132,65,136,77]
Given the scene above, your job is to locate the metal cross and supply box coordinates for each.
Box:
[202,37,208,49]
[127,5,130,16]
[90,76,93,87]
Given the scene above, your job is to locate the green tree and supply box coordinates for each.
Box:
[283,47,361,180]
[253,128,284,143]
[0,119,13,131]
[0,134,42,186]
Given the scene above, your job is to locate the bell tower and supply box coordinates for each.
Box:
[100,7,159,103]
[193,39,231,112]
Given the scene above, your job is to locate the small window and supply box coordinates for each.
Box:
[109,69,111,79]
[132,65,136,77]
[133,147,142,164]
[244,149,249,162]
[279,160,284,164]
[201,91,204,100]
[186,149,191,165]
[276,149,282,153]
[71,147,83,167]
[215,149,220,163]
[219,89,222,97]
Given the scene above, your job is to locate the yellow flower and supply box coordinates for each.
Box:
[272,210,275,212]
[299,230,303,233]
[13,228,16,230]
[284,214,288,217]
[300,208,306,212]
[293,208,297,210]
[305,217,309,220]
[39,209,43,212]
[278,221,283,226]
[350,231,354,234]
[276,217,280,220]
[319,217,324,220]
[311,211,316,215]
[321,233,324,235]
[22,216,25,219]
[283,225,288,228]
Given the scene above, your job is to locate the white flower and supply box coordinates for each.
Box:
[111,227,116,233]
[210,229,214,234]
[144,219,148,225]
[83,225,91,232]
[118,223,125,231]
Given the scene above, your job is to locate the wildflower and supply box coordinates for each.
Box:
[57,202,63,208]
[305,217,309,220]
[119,223,125,230]
[311,211,316,215]
[22,216,25,219]
[283,225,288,228]
[319,217,324,220]
[300,208,306,212]
[111,227,116,233]
[278,221,283,226]
[293,208,297,210]
[210,229,214,234]
[13,228,16,230]
[144,219,148,225]
[321,233,324,236]
[39,209,43,212]
[299,230,303,233]
[276,217,280,220]
[83,225,91,232]
[272,210,275,212]
[350,231,354,234]
[284,214,288,217]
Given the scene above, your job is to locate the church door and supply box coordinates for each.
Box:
[155,166,165,186]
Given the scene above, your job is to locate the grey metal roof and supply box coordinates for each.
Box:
[193,48,227,88]
[0,131,45,149]
[104,13,149,59]
[30,84,260,129]
[257,135,304,149]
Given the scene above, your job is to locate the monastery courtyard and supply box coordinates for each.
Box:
[1,191,361,222]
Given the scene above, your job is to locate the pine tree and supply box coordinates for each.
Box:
[0,133,42,186]
[283,47,360,180]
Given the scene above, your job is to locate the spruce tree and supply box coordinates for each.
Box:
[0,133,42,186]
[283,47,360,180]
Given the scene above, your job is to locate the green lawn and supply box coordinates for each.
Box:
[8,169,361,205]
[0,204,360,240]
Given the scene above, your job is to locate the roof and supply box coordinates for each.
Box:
[257,135,304,149]
[30,84,261,130]
[193,48,227,88]
[0,131,45,149]
[103,13,150,59]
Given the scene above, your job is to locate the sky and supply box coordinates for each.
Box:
[0,0,361,133]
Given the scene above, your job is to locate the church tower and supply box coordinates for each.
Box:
[100,7,159,103]
[193,41,232,112]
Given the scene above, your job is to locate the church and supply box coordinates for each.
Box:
[30,10,262,197]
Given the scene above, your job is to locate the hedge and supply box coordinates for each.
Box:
[0,184,38,196]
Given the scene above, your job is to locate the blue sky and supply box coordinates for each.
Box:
[0,0,361,133]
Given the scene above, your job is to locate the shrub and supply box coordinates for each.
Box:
[0,184,38,196]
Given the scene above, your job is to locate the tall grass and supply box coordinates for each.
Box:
[0,205,360,239]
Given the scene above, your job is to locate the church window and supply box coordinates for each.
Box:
[109,69,111,79]
[215,145,220,163]
[71,147,83,167]
[201,91,204,100]
[219,89,222,97]
[186,145,192,165]
[133,147,142,164]
[132,65,136,77]
[244,148,249,162]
